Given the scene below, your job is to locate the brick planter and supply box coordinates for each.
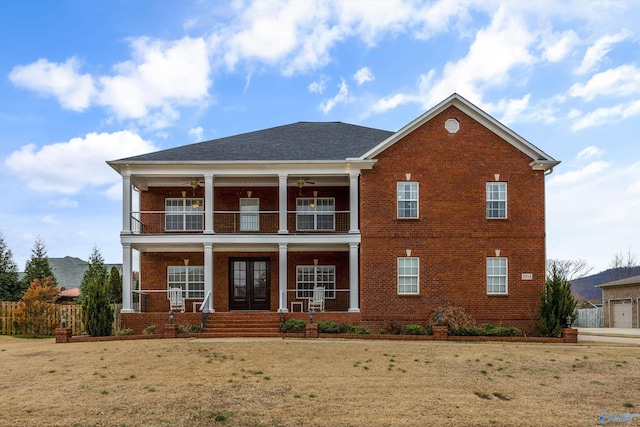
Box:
[432,326,448,341]
[55,328,72,343]
[305,323,319,338]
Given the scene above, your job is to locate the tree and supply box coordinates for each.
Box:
[546,259,592,281]
[82,276,114,337]
[78,246,107,305]
[22,237,57,290]
[608,250,638,281]
[0,233,21,301]
[535,262,577,337]
[12,276,59,337]
[107,266,122,304]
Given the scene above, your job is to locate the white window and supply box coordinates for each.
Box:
[240,198,259,231]
[398,257,419,294]
[165,198,204,231]
[486,257,508,294]
[397,182,418,218]
[296,265,335,299]
[486,182,507,218]
[296,198,335,231]
[168,266,205,299]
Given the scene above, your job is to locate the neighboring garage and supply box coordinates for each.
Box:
[597,275,640,328]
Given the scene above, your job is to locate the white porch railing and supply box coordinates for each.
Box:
[280,289,351,312]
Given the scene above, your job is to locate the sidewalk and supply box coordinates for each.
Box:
[576,327,640,344]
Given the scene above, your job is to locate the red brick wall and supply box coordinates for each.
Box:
[359,106,546,331]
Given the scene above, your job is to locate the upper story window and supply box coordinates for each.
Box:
[168,266,204,299]
[486,257,508,294]
[165,198,204,231]
[398,257,419,295]
[240,198,259,231]
[486,182,507,219]
[296,198,335,231]
[397,182,418,218]
[296,265,335,299]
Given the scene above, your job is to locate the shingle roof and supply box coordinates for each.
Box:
[116,122,393,162]
[596,275,640,288]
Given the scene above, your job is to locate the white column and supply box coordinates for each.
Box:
[348,243,360,312]
[204,243,214,312]
[121,244,134,313]
[278,243,288,312]
[122,172,132,234]
[278,174,289,234]
[349,172,360,233]
[204,174,214,234]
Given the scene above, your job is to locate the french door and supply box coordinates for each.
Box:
[229,258,270,310]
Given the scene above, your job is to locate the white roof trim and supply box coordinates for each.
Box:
[359,93,559,171]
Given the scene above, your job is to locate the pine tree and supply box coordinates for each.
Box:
[535,263,577,337]
[82,276,114,337]
[107,266,122,304]
[12,276,59,337]
[77,246,107,305]
[0,233,21,301]
[22,237,57,290]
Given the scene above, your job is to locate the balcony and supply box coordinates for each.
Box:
[130,211,351,234]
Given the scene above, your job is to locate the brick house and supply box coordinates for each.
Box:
[597,275,640,328]
[108,93,559,334]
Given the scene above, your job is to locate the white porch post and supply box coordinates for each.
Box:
[204,174,214,234]
[122,172,132,234]
[278,174,288,234]
[121,244,134,313]
[348,243,360,312]
[204,243,214,312]
[349,172,360,233]
[278,243,288,312]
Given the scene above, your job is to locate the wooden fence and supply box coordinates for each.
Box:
[574,307,603,328]
[0,302,122,336]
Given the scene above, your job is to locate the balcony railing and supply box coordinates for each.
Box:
[130,211,351,234]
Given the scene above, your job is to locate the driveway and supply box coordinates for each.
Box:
[577,327,640,344]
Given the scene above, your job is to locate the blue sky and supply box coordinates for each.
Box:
[1,0,638,274]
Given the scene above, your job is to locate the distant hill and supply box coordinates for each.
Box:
[571,266,640,304]
[18,256,122,289]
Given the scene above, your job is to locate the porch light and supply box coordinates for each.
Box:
[61,314,67,329]
[247,190,252,198]
[184,259,189,266]
[181,191,187,198]
[565,315,572,329]
[309,307,315,324]
[168,310,174,325]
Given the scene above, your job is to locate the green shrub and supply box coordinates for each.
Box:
[281,319,306,333]
[143,325,157,335]
[317,320,341,333]
[450,325,522,337]
[116,328,134,336]
[353,325,370,334]
[177,323,200,334]
[403,324,427,335]
[384,319,404,335]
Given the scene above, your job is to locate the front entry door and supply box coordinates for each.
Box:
[229,258,270,310]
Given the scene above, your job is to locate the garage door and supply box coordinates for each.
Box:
[612,299,632,328]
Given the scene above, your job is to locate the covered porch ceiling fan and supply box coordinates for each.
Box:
[293,177,315,195]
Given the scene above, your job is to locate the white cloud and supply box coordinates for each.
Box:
[319,79,350,114]
[371,93,412,114]
[540,29,579,62]
[547,161,610,186]
[308,75,329,94]
[353,67,374,85]
[576,146,604,161]
[571,99,640,131]
[188,126,204,141]
[41,215,60,225]
[3,131,157,194]
[573,31,630,75]
[8,57,96,111]
[568,65,640,101]
[48,198,79,209]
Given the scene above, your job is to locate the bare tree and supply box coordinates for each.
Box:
[546,259,592,282]
[608,250,639,280]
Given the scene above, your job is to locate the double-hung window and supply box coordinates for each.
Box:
[398,257,419,294]
[296,198,335,231]
[486,257,508,294]
[168,266,205,299]
[486,182,507,219]
[240,198,259,231]
[397,182,418,218]
[165,198,204,231]
[296,265,335,298]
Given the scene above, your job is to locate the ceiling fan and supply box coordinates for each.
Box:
[293,177,315,194]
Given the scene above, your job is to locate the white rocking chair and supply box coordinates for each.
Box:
[308,286,325,312]
[169,287,185,312]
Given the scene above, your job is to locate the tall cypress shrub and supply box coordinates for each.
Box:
[82,277,114,337]
[535,265,577,337]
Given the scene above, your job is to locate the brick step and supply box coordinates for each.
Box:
[202,312,281,337]
[198,331,283,338]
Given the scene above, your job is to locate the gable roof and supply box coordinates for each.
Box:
[113,122,393,163]
[358,93,560,172]
[596,275,640,288]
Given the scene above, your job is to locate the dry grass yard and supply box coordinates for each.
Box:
[1,336,639,426]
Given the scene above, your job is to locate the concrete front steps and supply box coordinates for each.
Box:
[201,312,282,338]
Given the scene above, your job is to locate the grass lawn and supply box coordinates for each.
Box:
[0,335,639,426]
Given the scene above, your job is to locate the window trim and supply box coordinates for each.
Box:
[239,197,260,231]
[486,182,507,219]
[296,197,335,231]
[165,198,204,231]
[167,265,205,299]
[397,257,419,295]
[397,181,419,219]
[295,265,336,299]
[486,257,508,295]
